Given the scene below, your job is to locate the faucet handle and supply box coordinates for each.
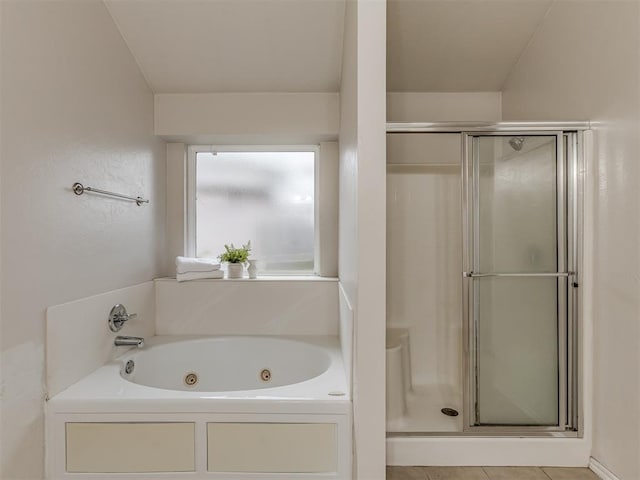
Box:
[108,304,137,332]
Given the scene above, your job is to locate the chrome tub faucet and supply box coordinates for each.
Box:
[108,304,144,347]
[114,335,144,348]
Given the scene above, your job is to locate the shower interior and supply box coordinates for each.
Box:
[386,127,582,436]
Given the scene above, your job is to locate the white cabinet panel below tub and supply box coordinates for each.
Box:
[207,423,337,473]
[66,423,195,473]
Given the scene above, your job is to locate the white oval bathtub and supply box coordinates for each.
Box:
[121,336,333,392]
[47,335,352,479]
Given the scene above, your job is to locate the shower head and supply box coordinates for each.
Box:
[508,136,525,151]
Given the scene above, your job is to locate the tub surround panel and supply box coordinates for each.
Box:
[46,282,155,398]
[46,278,340,400]
[338,282,354,394]
[154,278,339,336]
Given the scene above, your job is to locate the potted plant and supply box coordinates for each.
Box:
[218,242,251,279]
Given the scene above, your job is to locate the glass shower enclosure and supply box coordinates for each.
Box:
[462,132,579,432]
[385,124,583,436]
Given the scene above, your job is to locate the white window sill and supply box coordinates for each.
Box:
[155,276,339,283]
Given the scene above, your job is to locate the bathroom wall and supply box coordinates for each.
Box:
[339,0,387,478]
[338,1,360,476]
[339,0,358,309]
[354,1,387,475]
[155,93,339,145]
[387,92,502,122]
[502,2,640,479]
[0,1,166,478]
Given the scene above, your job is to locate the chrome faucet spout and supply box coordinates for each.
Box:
[114,336,144,348]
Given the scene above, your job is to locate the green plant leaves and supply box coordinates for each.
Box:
[218,241,251,264]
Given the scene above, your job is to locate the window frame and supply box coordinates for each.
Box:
[186,145,321,275]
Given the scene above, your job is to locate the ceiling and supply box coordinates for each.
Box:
[104,0,346,93]
[105,0,553,95]
[387,0,554,92]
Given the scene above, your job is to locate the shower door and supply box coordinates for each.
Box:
[463,132,578,431]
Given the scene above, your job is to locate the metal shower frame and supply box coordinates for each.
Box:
[386,121,589,438]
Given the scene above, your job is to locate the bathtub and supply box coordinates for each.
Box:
[46,335,352,480]
[122,336,334,392]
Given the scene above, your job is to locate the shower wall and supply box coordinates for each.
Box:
[387,134,462,390]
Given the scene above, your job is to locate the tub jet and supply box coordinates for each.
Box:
[184,372,198,386]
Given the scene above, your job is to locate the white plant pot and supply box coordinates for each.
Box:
[227,263,244,279]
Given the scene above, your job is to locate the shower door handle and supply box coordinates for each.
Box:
[463,271,574,278]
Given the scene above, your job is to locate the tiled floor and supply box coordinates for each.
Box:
[387,466,599,480]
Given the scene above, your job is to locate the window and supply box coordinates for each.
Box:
[187,146,317,274]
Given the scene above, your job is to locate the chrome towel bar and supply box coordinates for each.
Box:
[72,182,149,206]
[463,271,574,278]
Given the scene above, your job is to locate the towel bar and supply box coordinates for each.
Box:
[72,182,148,206]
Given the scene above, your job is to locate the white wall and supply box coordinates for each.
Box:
[502,2,640,479]
[339,0,387,478]
[155,93,339,145]
[0,1,166,478]
[355,2,387,477]
[339,0,358,308]
[166,143,187,267]
[338,5,359,475]
[387,92,502,122]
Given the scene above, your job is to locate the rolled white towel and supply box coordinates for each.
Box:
[176,270,224,282]
[176,256,221,274]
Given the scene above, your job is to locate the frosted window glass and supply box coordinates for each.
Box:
[195,151,315,273]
